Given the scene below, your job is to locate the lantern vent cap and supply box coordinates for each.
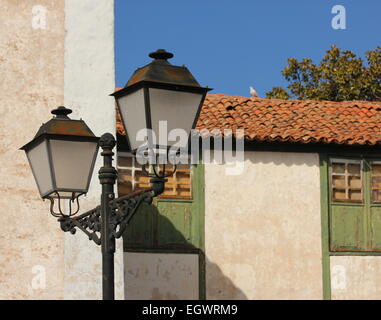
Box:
[51,106,72,119]
[149,49,174,61]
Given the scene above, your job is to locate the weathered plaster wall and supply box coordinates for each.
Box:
[330,256,381,299]
[0,0,65,299]
[204,151,323,299]
[63,0,118,299]
[124,252,199,300]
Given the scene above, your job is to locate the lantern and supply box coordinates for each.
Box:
[111,49,211,153]
[20,106,99,200]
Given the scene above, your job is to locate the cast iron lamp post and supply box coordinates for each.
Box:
[20,49,211,300]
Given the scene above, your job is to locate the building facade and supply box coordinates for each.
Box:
[118,94,381,300]
[2,0,381,300]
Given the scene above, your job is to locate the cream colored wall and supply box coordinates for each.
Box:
[63,0,118,300]
[124,252,199,300]
[204,151,323,299]
[0,0,65,299]
[330,256,381,299]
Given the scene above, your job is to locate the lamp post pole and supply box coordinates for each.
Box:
[98,133,117,300]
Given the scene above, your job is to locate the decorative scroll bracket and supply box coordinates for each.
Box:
[57,187,162,246]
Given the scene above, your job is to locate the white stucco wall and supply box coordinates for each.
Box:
[63,0,118,300]
[0,0,65,299]
[330,256,381,299]
[124,252,199,300]
[204,151,323,299]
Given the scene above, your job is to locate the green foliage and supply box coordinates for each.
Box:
[266,45,381,101]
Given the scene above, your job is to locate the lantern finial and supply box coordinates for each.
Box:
[51,106,72,119]
[149,49,174,61]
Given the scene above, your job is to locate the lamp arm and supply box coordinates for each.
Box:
[58,206,102,245]
[57,178,165,246]
[109,189,155,239]
[57,130,168,247]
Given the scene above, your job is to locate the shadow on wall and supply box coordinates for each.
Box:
[123,203,247,300]
[205,257,248,300]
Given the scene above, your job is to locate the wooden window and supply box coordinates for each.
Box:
[163,165,192,199]
[117,156,151,195]
[117,153,192,199]
[328,157,381,252]
[330,159,363,203]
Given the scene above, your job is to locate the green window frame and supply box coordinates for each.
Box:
[329,156,381,252]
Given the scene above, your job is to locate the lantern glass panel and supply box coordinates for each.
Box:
[49,139,98,194]
[117,88,148,151]
[149,88,203,149]
[26,139,53,197]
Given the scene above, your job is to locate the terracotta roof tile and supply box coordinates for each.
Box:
[116,93,381,146]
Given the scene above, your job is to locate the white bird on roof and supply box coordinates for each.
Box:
[249,86,259,98]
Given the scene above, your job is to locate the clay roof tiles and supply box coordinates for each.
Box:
[116,93,381,146]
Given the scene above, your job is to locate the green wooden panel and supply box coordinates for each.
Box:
[330,205,366,251]
[370,207,381,250]
[156,202,193,248]
[123,202,155,249]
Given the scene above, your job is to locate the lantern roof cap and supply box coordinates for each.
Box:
[124,49,202,88]
[20,106,98,151]
[34,106,95,138]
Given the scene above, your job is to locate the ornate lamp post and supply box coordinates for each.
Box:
[20,49,211,300]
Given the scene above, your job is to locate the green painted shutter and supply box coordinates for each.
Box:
[157,202,192,247]
[330,205,366,250]
[123,164,204,251]
[123,201,155,248]
[369,161,381,251]
[370,207,381,250]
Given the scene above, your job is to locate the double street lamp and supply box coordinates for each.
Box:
[21,49,211,300]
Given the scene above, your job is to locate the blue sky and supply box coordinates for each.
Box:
[115,0,380,98]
